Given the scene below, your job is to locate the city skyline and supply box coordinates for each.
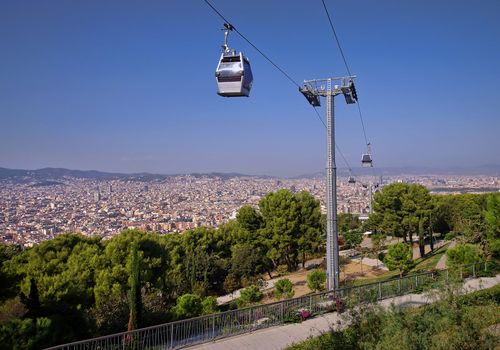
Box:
[2,172,497,247]
[1,0,499,177]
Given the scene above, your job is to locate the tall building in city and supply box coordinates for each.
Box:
[94,188,101,202]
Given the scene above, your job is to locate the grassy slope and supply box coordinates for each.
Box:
[348,242,450,286]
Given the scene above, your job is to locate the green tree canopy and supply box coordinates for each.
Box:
[338,213,361,233]
[296,191,323,268]
[236,205,263,232]
[384,243,413,277]
[484,193,500,259]
[8,234,103,311]
[369,183,433,257]
[259,189,322,271]
[342,230,363,249]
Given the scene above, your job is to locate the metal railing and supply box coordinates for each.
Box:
[46,262,489,350]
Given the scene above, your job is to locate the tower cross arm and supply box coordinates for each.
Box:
[301,76,356,96]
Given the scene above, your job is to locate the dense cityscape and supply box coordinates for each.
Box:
[1,172,498,247]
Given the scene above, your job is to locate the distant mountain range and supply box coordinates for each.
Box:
[0,167,162,182]
[0,165,499,184]
[0,167,271,184]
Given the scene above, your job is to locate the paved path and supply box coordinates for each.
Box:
[436,241,456,269]
[192,274,499,350]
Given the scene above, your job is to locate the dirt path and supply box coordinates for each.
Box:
[436,241,456,269]
[217,239,450,305]
[217,259,377,305]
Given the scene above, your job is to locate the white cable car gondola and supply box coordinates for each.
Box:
[361,154,373,167]
[361,143,373,168]
[215,23,253,97]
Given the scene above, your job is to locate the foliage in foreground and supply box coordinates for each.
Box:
[287,285,500,350]
[0,189,497,349]
[0,189,323,348]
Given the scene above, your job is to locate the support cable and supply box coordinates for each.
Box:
[321,0,370,149]
[203,0,300,88]
[203,0,356,178]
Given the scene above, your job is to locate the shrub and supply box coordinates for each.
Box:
[383,243,413,277]
[445,231,457,241]
[237,285,263,307]
[446,244,483,269]
[274,279,294,300]
[201,296,218,315]
[307,269,326,292]
[171,294,202,320]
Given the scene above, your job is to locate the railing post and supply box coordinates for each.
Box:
[170,323,173,349]
[378,282,382,300]
[280,302,284,323]
[398,278,401,294]
[460,267,463,280]
[415,275,418,288]
[212,314,216,339]
[472,264,476,278]
[446,269,449,282]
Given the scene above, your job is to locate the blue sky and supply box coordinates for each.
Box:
[1,0,499,177]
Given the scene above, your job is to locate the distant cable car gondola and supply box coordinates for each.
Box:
[215,23,253,97]
[361,154,373,167]
[361,142,373,168]
[348,176,356,184]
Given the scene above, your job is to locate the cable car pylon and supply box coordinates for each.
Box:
[300,76,357,291]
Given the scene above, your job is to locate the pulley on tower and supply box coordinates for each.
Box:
[215,23,253,97]
[299,85,321,107]
[340,80,357,104]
